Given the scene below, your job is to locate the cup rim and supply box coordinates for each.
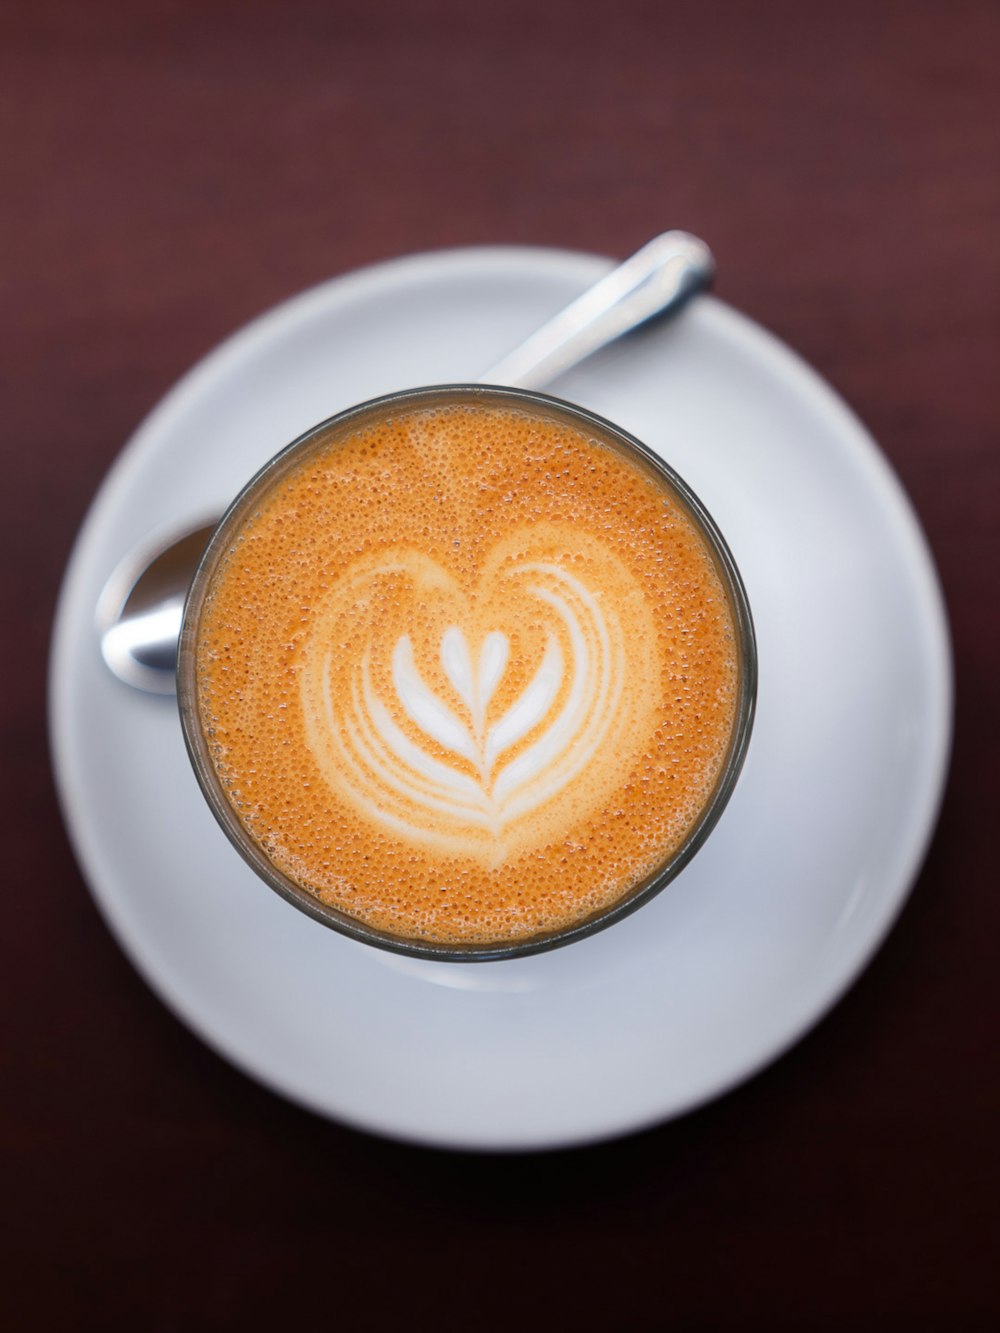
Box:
[177,383,757,962]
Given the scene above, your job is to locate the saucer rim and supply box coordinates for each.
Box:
[48,243,953,1150]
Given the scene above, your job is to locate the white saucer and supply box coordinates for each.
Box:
[49,246,952,1150]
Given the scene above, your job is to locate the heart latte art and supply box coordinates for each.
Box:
[298,530,658,864]
[194,398,741,948]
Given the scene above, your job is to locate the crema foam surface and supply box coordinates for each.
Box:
[196,402,738,946]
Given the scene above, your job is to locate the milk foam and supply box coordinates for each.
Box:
[305,559,624,857]
[196,399,740,946]
[297,536,648,863]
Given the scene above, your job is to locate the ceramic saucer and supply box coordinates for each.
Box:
[49,246,952,1150]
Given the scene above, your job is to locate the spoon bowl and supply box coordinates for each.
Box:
[96,522,217,695]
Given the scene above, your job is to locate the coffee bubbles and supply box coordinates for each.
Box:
[188,391,747,953]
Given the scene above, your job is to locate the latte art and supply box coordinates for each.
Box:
[299,535,655,862]
[193,395,742,949]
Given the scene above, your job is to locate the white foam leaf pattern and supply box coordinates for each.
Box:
[311,562,626,854]
[291,527,670,864]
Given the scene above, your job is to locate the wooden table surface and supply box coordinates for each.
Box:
[3,1,997,1328]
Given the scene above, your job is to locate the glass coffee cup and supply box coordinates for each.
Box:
[177,385,756,961]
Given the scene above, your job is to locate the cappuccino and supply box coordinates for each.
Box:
[187,389,747,953]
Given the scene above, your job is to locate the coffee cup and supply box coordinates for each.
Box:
[177,385,756,960]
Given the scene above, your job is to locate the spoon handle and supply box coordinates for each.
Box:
[99,232,715,695]
[478,231,714,390]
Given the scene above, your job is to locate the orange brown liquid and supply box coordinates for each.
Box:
[195,400,739,946]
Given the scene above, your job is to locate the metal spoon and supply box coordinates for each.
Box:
[98,230,714,694]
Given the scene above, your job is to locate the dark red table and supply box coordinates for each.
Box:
[3,2,997,1327]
